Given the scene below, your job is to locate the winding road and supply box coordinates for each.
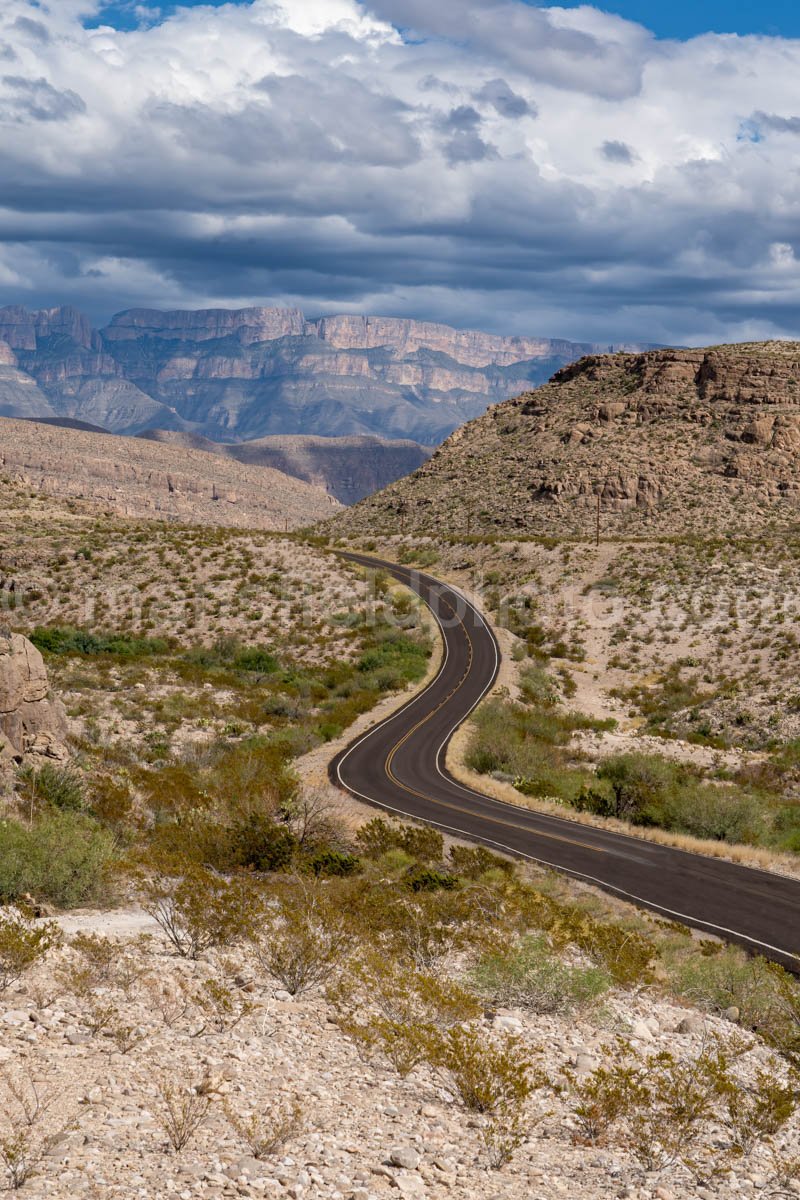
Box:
[331,553,800,970]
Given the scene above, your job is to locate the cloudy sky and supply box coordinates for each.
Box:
[1,0,800,345]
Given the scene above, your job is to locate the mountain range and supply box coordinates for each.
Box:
[0,303,654,447]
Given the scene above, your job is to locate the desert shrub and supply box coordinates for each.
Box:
[341,882,475,969]
[252,883,353,995]
[448,844,514,880]
[140,862,263,959]
[424,1025,536,1113]
[470,935,610,1014]
[708,1046,798,1155]
[659,786,762,844]
[405,866,457,892]
[355,626,431,688]
[672,949,788,1036]
[30,626,168,659]
[224,1097,304,1160]
[509,885,655,987]
[228,812,297,873]
[576,754,762,844]
[0,812,116,908]
[569,1037,798,1172]
[328,949,481,1077]
[0,907,61,991]
[232,647,278,674]
[280,789,349,853]
[307,849,361,877]
[465,700,596,802]
[355,817,445,864]
[188,977,255,1036]
[154,1076,214,1153]
[17,763,86,812]
[399,825,444,864]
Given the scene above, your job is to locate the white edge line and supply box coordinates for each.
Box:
[333,559,800,966]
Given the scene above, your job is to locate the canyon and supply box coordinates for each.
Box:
[0,304,653,448]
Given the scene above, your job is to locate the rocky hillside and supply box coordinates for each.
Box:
[138,429,430,504]
[0,418,339,530]
[0,303,653,446]
[333,343,800,538]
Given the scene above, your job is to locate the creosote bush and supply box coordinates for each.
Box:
[470,934,611,1014]
[0,907,61,992]
[139,861,263,959]
[568,1036,799,1175]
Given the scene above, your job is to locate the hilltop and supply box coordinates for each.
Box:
[333,342,800,538]
[0,417,338,529]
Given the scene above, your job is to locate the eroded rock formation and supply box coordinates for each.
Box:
[333,342,800,538]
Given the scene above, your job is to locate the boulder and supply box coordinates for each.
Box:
[0,630,68,758]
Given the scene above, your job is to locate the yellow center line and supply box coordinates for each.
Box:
[379,580,607,856]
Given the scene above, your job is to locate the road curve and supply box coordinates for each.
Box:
[330,553,800,970]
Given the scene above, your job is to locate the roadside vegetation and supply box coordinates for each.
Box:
[3,811,799,1186]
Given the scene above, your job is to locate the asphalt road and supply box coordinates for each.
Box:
[330,553,800,970]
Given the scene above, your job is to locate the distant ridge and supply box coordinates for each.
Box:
[0,303,658,447]
[137,429,431,504]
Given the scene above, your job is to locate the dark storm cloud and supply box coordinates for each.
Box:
[474,78,534,119]
[600,139,637,163]
[0,0,798,348]
[436,106,497,165]
[0,76,86,122]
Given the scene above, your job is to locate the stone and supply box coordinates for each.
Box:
[676,1015,705,1035]
[0,633,67,757]
[389,1149,421,1171]
[724,1006,741,1022]
[630,1020,654,1042]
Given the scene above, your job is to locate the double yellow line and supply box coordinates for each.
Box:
[380,576,606,855]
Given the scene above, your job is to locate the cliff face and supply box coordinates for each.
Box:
[332,342,800,538]
[0,303,654,446]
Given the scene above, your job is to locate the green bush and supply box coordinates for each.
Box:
[0,812,116,908]
[307,849,361,877]
[574,754,763,845]
[31,626,168,658]
[470,934,610,1013]
[229,813,297,874]
[448,844,514,880]
[18,762,86,812]
[405,866,458,893]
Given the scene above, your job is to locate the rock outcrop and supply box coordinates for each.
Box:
[0,303,655,447]
[332,342,800,538]
[0,630,68,762]
[0,417,340,530]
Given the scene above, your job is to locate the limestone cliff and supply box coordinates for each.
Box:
[137,429,431,504]
[0,303,654,446]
